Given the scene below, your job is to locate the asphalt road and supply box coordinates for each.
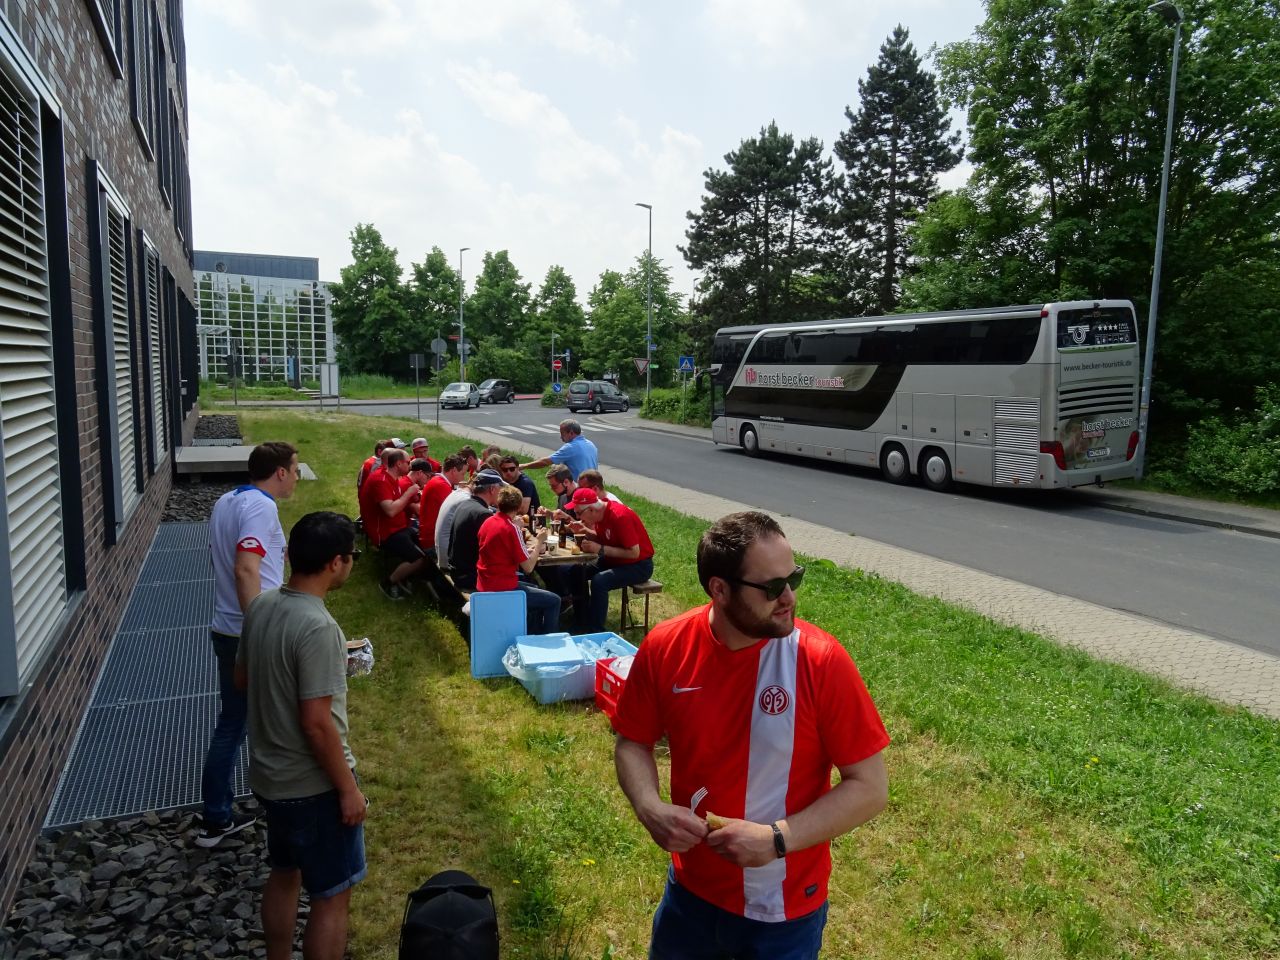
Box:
[339,399,1280,657]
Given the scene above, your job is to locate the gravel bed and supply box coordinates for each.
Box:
[193,415,242,441]
[0,805,310,960]
[162,480,239,523]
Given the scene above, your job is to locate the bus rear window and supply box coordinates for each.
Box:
[1057,308,1136,348]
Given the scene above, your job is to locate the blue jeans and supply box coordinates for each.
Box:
[587,558,654,632]
[650,869,828,960]
[519,582,562,634]
[202,631,246,825]
[258,788,367,899]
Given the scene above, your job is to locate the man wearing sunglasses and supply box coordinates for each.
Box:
[612,511,889,959]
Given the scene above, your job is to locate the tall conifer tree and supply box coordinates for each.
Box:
[835,25,962,313]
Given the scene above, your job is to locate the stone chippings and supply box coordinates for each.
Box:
[192,416,242,442]
[0,806,305,960]
[162,480,239,524]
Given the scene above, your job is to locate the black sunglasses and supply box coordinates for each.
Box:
[730,565,805,601]
[346,549,362,562]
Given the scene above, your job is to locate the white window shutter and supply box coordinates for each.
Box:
[145,247,165,467]
[0,61,67,689]
[105,203,139,518]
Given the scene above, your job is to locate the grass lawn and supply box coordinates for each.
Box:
[218,407,1279,959]
[200,373,439,404]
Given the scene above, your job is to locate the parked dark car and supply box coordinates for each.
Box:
[478,378,515,403]
[566,379,630,414]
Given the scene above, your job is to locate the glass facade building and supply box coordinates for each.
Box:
[194,251,334,384]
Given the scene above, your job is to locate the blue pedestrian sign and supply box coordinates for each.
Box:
[677,355,695,373]
[552,381,563,393]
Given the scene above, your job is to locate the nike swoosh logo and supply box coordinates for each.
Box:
[672,685,702,694]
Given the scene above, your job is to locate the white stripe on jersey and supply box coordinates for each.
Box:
[741,628,800,922]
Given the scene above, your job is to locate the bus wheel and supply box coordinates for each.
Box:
[740,425,761,457]
[880,444,910,484]
[920,448,953,492]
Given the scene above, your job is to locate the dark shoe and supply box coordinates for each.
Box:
[380,578,405,600]
[398,579,415,597]
[194,812,255,848]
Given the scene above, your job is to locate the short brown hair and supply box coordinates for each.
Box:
[481,445,502,460]
[484,453,503,471]
[384,449,408,468]
[457,445,477,462]
[545,464,572,483]
[696,511,785,595]
[577,469,604,491]
[248,442,297,481]
[496,485,524,513]
[442,454,467,472]
[499,455,519,469]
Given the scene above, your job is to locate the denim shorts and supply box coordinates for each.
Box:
[258,789,367,899]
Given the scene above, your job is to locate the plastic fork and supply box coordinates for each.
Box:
[689,785,708,813]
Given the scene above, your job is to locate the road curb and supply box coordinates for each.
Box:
[1086,498,1280,540]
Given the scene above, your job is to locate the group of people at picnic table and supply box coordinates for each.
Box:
[354,419,655,634]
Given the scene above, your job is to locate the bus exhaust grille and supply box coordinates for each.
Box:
[994,451,1039,485]
[994,398,1040,421]
[1058,380,1135,418]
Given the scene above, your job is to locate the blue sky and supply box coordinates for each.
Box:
[187,0,986,302]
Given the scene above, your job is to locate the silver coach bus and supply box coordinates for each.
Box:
[709,300,1141,491]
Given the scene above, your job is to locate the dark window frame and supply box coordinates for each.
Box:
[84,0,126,78]
[128,0,155,159]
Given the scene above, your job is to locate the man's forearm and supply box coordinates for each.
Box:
[521,456,551,470]
[615,737,662,818]
[234,569,262,614]
[780,764,887,853]
[303,721,359,794]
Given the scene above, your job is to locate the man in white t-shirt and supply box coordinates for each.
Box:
[197,442,300,848]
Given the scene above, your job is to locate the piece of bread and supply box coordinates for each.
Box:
[705,812,728,831]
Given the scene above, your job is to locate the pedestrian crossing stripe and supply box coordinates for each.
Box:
[589,422,627,431]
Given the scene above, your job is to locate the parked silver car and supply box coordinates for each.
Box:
[439,382,480,409]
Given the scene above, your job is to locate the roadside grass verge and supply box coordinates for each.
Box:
[199,373,436,404]
[221,407,1279,958]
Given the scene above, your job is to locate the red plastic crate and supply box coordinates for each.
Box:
[595,656,627,718]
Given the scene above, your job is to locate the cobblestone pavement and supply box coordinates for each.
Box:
[465,425,1280,719]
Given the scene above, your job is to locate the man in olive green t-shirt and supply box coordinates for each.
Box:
[235,512,364,960]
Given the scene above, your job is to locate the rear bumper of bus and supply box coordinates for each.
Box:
[1045,457,1139,488]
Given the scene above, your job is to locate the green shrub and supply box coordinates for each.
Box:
[639,384,710,426]
[541,386,566,407]
[1185,384,1280,495]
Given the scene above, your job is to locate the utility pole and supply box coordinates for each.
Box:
[458,246,470,382]
[635,202,653,399]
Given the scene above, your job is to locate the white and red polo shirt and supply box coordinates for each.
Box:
[210,484,286,636]
[612,604,888,922]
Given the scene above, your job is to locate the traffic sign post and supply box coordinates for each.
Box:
[633,357,650,377]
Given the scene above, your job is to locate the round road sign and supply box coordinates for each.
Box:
[552,359,563,370]
[430,337,447,354]
[552,382,563,393]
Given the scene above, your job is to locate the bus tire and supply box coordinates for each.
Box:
[740,425,761,457]
[880,444,910,484]
[919,448,953,492]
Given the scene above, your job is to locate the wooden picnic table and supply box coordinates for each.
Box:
[534,543,598,567]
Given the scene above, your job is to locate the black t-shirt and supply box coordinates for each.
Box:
[447,496,495,586]
[513,473,540,516]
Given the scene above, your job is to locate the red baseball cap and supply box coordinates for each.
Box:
[567,487,601,511]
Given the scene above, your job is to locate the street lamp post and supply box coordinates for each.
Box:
[458,246,470,383]
[1136,0,1184,480]
[635,202,653,399]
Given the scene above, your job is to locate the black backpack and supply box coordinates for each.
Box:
[398,870,499,959]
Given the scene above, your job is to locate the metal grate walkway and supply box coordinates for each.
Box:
[44,522,249,827]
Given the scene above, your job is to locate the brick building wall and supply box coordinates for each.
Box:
[0,0,197,913]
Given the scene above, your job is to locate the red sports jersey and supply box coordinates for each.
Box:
[612,605,888,922]
[418,474,454,550]
[593,501,653,563]
[357,455,379,491]
[364,470,410,545]
[358,465,385,535]
[476,514,528,592]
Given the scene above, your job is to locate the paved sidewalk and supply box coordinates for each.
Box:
[461,422,1280,719]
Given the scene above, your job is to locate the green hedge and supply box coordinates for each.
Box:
[639,385,710,426]
[1183,384,1280,495]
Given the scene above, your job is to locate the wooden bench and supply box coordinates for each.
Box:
[620,579,663,634]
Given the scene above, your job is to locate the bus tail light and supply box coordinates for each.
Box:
[1126,431,1140,461]
[1040,441,1067,471]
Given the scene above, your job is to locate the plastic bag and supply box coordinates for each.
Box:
[346,637,375,678]
[609,654,634,680]
[502,645,581,682]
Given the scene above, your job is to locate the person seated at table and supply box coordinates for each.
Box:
[565,488,654,631]
[357,438,392,493]
[519,419,598,480]
[477,485,560,634]
[361,449,426,600]
[499,456,540,519]
[446,469,504,592]
[576,469,624,506]
[538,464,577,523]
[407,458,433,524]
[484,453,504,473]
[411,437,441,474]
[481,444,503,464]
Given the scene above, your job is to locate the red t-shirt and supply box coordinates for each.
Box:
[476,513,528,592]
[612,605,888,922]
[357,456,379,491]
[365,470,411,545]
[358,465,385,534]
[418,475,454,550]
[592,501,653,563]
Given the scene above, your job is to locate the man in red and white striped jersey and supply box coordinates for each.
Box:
[613,511,889,958]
